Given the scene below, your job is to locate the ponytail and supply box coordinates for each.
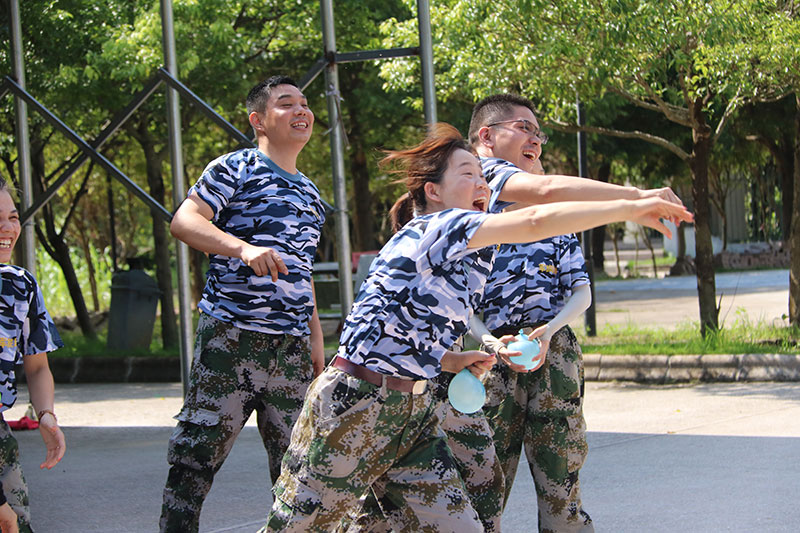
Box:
[389,193,415,233]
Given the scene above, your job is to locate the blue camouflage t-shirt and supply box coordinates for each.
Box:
[337,208,493,380]
[0,265,63,412]
[189,148,325,336]
[480,158,589,330]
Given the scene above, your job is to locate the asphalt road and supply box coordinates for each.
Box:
[6,379,800,532]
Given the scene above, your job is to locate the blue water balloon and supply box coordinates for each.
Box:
[506,329,543,370]
[448,368,486,414]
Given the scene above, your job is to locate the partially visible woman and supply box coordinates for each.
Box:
[0,176,66,533]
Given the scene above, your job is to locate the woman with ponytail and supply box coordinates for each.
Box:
[262,123,692,533]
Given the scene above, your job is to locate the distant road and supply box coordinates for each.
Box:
[589,269,790,330]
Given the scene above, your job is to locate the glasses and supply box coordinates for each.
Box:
[487,119,548,145]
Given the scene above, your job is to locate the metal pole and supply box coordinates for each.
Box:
[160,0,194,393]
[417,0,437,124]
[576,97,597,336]
[320,0,354,317]
[9,0,35,271]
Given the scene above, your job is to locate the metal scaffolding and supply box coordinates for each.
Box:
[4,0,437,392]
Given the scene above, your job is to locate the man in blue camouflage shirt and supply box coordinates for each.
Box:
[159,76,326,533]
[468,93,683,532]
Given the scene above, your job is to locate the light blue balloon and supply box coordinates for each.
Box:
[448,368,486,414]
[506,329,542,370]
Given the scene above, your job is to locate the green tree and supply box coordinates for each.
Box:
[381,0,793,334]
[727,1,800,326]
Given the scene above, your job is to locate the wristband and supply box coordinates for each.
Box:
[37,409,57,423]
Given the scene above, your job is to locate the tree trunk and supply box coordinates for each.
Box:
[777,134,795,242]
[592,163,610,272]
[77,228,100,312]
[689,101,719,334]
[29,140,96,338]
[139,132,179,349]
[790,94,800,327]
[349,131,376,251]
[343,66,377,252]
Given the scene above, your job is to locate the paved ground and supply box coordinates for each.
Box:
[591,269,789,331]
[6,380,800,532]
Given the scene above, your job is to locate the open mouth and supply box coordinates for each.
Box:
[472,197,487,211]
[0,239,13,249]
[291,120,309,129]
[522,150,537,161]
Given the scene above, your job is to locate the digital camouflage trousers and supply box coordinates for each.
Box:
[484,325,594,533]
[261,365,484,533]
[0,416,33,533]
[159,313,314,533]
[338,372,505,533]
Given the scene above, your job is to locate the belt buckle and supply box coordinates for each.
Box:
[412,380,427,395]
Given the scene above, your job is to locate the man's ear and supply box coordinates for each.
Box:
[248,111,265,136]
[423,181,441,203]
[477,126,494,149]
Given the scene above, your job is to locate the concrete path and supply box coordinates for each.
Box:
[592,269,789,330]
[6,380,800,532]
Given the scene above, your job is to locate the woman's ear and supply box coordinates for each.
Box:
[424,181,442,204]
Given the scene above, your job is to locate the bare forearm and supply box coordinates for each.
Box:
[24,359,55,414]
[309,305,324,354]
[171,210,249,259]
[471,197,691,249]
[501,173,643,205]
[472,200,631,248]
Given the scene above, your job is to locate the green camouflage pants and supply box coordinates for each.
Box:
[0,417,33,533]
[261,365,484,533]
[484,325,593,533]
[339,372,505,533]
[160,313,314,533]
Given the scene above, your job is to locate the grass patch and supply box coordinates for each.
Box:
[577,315,799,355]
[625,255,675,270]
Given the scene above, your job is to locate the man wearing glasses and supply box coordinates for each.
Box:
[467,94,681,532]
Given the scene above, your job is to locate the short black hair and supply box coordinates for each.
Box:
[468,94,536,146]
[246,75,298,116]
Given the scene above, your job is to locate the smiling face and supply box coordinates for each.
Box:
[251,83,314,148]
[0,190,20,264]
[424,148,490,213]
[482,105,544,173]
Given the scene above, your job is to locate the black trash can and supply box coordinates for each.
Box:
[106,269,161,351]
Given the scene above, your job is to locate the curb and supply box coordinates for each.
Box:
[583,353,800,383]
[30,354,800,384]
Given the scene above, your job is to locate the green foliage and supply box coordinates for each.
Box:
[55,322,180,359]
[3,0,797,335]
[35,245,113,316]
